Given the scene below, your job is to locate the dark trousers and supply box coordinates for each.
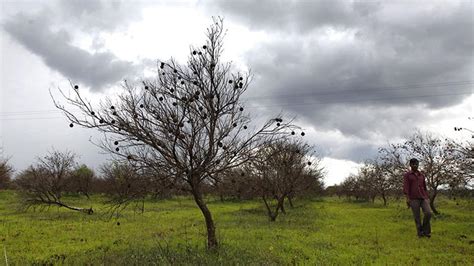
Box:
[409,199,432,236]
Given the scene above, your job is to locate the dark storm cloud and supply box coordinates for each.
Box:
[217,3,471,123]
[56,0,143,32]
[207,0,373,33]
[239,2,473,105]
[208,0,473,161]
[1,0,151,91]
[2,12,137,91]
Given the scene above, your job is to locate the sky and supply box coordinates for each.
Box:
[0,0,473,186]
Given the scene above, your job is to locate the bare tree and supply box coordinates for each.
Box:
[372,161,395,206]
[459,142,473,189]
[14,150,93,214]
[339,174,359,200]
[446,141,474,197]
[356,160,394,206]
[356,164,378,202]
[52,18,300,249]
[66,164,95,199]
[99,161,151,214]
[248,140,322,221]
[211,168,256,200]
[378,145,407,197]
[0,159,13,190]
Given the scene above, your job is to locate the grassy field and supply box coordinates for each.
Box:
[0,190,473,265]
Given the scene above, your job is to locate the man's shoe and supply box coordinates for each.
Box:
[418,231,424,238]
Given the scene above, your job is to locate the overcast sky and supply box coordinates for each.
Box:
[1,0,472,186]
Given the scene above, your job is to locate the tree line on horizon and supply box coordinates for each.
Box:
[1,130,471,212]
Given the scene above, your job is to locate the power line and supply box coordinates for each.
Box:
[1,90,471,121]
[0,110,62,116]
[2,80,472,117]
[4,80,472,117]
[245,90,472,109]
[241,80,473,101]
[0,117,65,121]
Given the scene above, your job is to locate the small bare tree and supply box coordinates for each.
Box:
[446,141,474,197]
[355,160,395,206]
[248,140,322,221]
[66,164,95,199]
[339,174,359,200]
[52,18,300,249]
[14,150,93,214]
[372,161,395,206]
[100,161,152,214]
[212,168,256,200]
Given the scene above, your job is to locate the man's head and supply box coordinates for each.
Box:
[409,158,419,171]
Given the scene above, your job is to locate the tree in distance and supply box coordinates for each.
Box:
[65,164,95,199]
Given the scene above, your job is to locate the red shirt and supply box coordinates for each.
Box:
[403,170,429,200]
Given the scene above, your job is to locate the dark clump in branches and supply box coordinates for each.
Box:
[52,17,302,249]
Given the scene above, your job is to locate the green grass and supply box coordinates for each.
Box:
[0,190,473,265]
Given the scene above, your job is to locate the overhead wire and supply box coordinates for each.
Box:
[0,80,472,120]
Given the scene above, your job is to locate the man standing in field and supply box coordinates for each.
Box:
[403,158,432,238]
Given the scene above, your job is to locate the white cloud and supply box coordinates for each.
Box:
[321,157,362,186]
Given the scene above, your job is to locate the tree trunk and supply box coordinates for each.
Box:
[278,197,286,214]
[429,191,439,215]
[262,196,279,222]
[236,189,241,200]
[382,193,387,206]
[57,201,93,214]
[288,195,294,208]
[191,187,218,249]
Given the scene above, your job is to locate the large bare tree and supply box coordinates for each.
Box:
[52,18,300,249]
